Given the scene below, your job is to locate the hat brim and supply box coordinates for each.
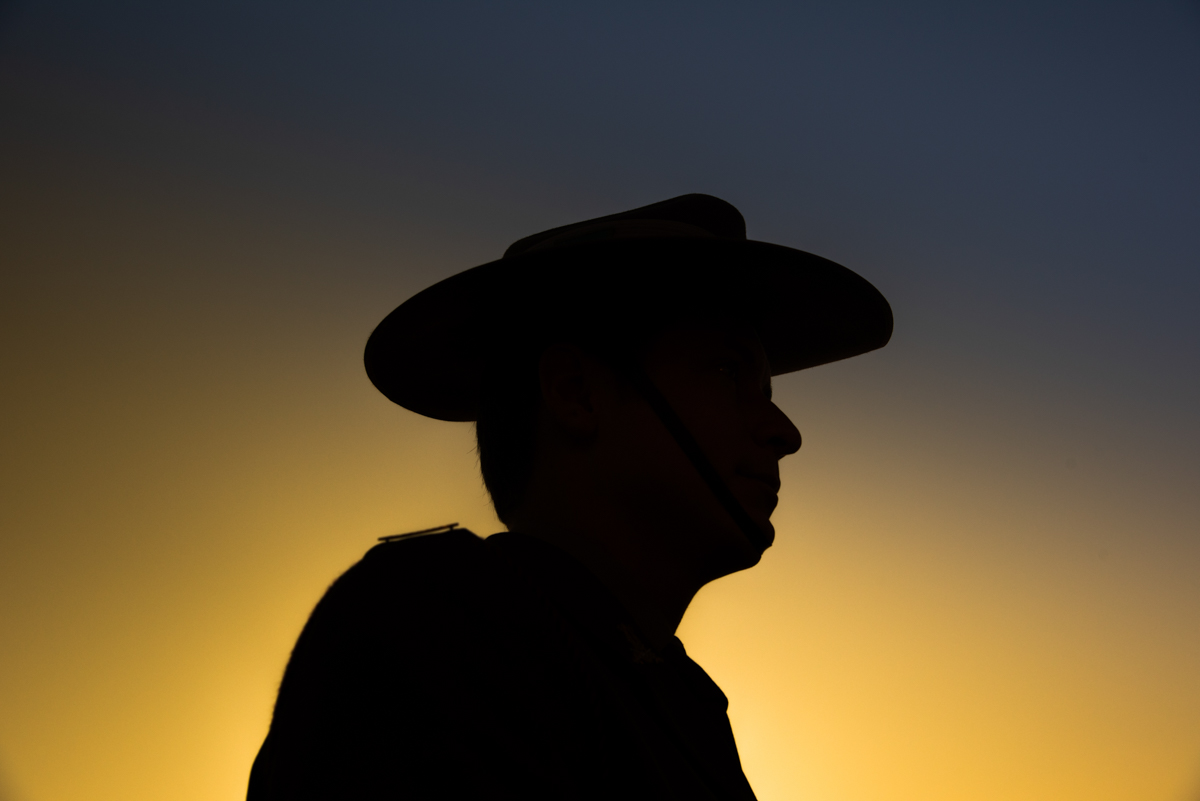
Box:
[365,238,893,421]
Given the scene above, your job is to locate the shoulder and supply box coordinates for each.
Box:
[271,528,511,729]
[253,530,522,798]
[351,527,492,598]
[294,528,497,651]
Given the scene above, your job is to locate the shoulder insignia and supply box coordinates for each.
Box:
[378,522,459,543]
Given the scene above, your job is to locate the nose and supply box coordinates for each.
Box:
[761,401,802,458]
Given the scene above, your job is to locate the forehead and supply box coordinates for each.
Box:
[645,321,771,371]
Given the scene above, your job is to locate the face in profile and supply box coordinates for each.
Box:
[599,322,802,578]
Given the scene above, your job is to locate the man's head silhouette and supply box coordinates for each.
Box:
[363,193,892,647]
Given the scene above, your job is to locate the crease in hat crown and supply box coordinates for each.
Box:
[504,194,747,258]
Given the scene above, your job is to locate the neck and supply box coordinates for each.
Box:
[507,503,702,652]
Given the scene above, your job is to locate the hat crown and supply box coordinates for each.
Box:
[503,193,747,259]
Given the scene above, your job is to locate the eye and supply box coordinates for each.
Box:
[714,356,741,382]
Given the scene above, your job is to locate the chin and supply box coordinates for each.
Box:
[714,520,772,575]
[742,501,776,546]
[755,519,776,550]
[690,504,775,577]
[744,519,774,560]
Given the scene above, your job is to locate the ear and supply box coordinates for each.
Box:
[538,343,599,438]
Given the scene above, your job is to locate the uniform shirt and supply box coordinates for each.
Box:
[248,529,758,800]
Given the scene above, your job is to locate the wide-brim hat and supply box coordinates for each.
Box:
[365,194,892,421]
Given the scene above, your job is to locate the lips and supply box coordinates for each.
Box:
[735,469,781,493]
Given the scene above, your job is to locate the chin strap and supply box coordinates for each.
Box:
[619,365,770,552]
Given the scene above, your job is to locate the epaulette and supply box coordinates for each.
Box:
[377,522,461,543]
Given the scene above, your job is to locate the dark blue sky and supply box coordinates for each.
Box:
[5,1,1197,393]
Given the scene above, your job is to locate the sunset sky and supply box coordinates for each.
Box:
[1,2,1198,800]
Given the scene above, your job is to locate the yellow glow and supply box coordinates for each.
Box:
[1,168,1198,801]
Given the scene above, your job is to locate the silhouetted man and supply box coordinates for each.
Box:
[248,194,891,800]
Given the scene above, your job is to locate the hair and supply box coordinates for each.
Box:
[474,347,544,525]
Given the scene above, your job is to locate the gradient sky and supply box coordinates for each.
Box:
[1,2,1198,800]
